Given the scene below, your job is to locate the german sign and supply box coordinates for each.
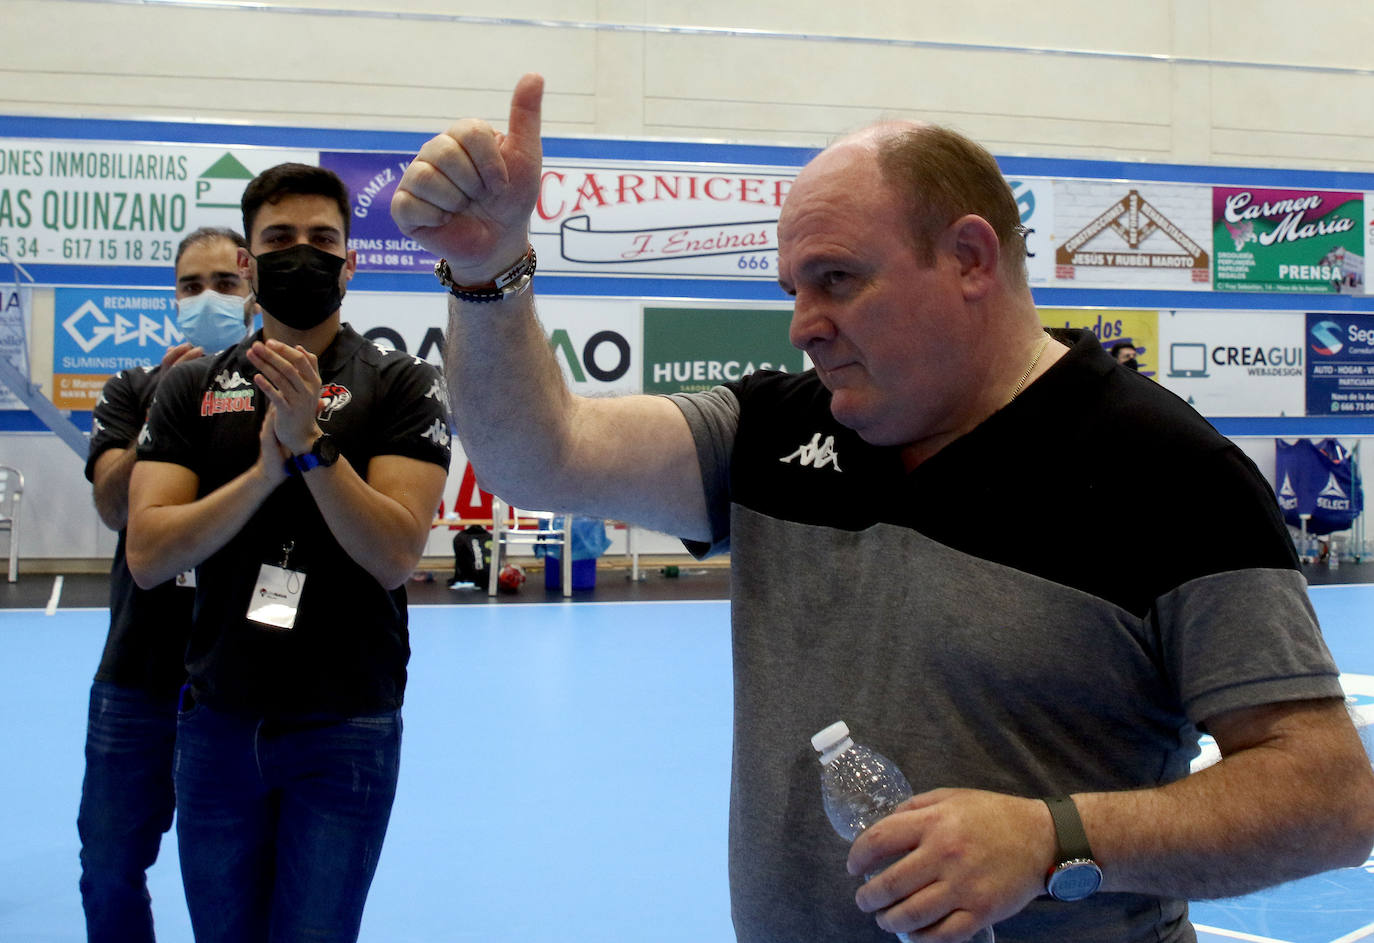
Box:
[52,288,179,407]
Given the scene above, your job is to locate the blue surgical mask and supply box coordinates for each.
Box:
[177,290,249,350]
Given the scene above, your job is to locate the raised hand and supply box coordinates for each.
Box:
[391,73,545,285]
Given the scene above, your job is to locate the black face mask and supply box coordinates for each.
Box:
[1122,357,1140,371]
[253,244,346,330]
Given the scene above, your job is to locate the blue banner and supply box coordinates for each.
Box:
[1305,312,1374,415]
[1275,437,1363,535]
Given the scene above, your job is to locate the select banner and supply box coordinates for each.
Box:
[52,288,179,408]
[318,152,438,274]
[1305,313,1374,415]
[0,140,314,266]
[1213,188,1364,294]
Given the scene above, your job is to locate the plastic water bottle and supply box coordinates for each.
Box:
[812,721,994,943]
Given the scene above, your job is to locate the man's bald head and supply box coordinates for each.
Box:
[816,120,1028,283]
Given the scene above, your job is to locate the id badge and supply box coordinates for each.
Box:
[247,563,306,630]
[175,568,196,589]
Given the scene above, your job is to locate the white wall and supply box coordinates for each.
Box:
[2,0,1373,567]
[2,0,1372,171]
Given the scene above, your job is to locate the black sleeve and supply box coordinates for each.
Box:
[136,360,207,473]
[376,356,453,470]
[85,369,149,482]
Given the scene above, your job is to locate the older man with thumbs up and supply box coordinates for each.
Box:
[393,76,1374,943]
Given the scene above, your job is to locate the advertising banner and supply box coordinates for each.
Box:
[0,141,315,266]
[0,284,31,409]
[1155,309,1306,416]
[642,306,801,394]
[1366,193,1374,293]
[1051,182,1211,289]
[318,152,437,275]
[52,288,179,408]
[1006,177,1055,286]
[534,161,793,280]
[1274,438,1363,536]
[344,292,643,397]
[1039,308,1159,377]
[343,291,645,524]
[1305,313,1374,415]
[1213,187,1364,294]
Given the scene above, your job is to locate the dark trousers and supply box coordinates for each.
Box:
[77,680,179,943]
[173,701,402,943]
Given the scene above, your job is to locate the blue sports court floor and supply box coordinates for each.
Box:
[1,586,1370,942]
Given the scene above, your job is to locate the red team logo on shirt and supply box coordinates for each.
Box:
[318,383,352,421]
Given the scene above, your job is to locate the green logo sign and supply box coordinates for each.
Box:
[642,307,802,393]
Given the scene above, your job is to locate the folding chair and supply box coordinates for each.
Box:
[487,497,573,598]
[0,465,22,582]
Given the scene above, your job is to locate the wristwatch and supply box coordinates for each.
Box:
[435,246,536,303]
[285,432,340,476]
[1043,796,1102,902]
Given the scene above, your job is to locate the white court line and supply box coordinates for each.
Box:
[43,575,63,615]
[1332,919,1374,943]
[1192,925,1291,942]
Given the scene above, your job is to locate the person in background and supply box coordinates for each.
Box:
[79,226,251,942]
[1110,341,1140,370]
[127,163,450,943]
[391,75,1374,943]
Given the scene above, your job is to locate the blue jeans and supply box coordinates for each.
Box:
[77,680,179,943]
[173,701,402,943]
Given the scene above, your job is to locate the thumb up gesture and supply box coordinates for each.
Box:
[391,73,544,285]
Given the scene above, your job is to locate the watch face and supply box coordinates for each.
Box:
[314,435,340,465]
[1047,860,1102,902]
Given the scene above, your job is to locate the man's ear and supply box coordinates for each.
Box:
[237,246,254,282]
[947,214,1001,301]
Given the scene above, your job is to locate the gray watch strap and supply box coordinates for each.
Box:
[1044,796,1094,863]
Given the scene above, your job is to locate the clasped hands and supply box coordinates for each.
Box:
[845,788,1053,942]
[246,339,323,482]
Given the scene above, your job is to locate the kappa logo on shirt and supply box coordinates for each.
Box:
[137,422,151,446]
[425,378,444,402]
[318,383,352,422]
[213,369,252,391]
[779,432,842,472]
[421,418,451,448]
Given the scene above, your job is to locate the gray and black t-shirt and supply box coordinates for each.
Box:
[670,329,1339,943]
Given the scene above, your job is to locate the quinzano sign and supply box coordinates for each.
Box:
[0,141,314,266]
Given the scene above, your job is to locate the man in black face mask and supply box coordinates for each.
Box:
[126,163,452,943]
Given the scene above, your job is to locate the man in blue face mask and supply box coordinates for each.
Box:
[127,164,451,943]
[174,227,255,351]
[79,225,253,942]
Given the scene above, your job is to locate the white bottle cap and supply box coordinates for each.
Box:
[811,720,853,765]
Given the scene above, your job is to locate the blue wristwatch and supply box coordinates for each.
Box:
[284,433,340,476]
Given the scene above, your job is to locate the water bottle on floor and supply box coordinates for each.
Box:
[812,721,994,943]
